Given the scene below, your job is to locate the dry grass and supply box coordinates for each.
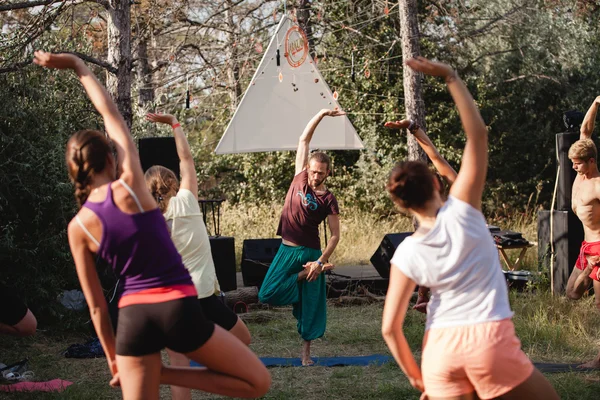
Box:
[218,202,414,268]
[218,202,541,270]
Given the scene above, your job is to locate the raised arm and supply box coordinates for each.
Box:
[384,120,457,185]
[146,113,198,199]
[295,109,346,175]
[580,96,600,140]
[33,51,146,190]
[406,57,488,210]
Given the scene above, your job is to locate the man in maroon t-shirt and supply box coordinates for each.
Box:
[259,108,344,366]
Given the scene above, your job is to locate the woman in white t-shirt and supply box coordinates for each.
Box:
[381,58,558,400]
[144,113,251,400]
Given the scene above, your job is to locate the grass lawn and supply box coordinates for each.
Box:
[1,291,600,399]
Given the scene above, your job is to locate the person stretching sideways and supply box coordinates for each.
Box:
[34,50,270,400]
[144,112,252,400]
[381,56,558,400]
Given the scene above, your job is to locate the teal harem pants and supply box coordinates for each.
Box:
[258,244,326,341]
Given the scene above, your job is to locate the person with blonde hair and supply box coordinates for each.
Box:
[34,50,270,399]
[144,112,251,400]
[566,95,600,368]
[381,56,558,399]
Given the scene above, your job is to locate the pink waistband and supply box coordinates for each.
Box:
[118,285,198,308]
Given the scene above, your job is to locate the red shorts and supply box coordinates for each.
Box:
[575,240,600,281]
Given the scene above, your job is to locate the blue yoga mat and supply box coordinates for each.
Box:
[191,354,394,368]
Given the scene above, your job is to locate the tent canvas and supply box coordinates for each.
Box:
[215,15,364,154]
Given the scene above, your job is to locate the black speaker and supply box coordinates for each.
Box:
[537,210,584,294]
[138,137,180,178]
[556,132,580,211]
[241,239,282,287]
[209,236,237,292]
[370,233,413,279]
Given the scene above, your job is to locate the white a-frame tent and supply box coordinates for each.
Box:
[215,15,364,154]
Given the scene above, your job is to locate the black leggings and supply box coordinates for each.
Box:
[0,284,28,326]
[116,297,215,357]
[198,295,238,331]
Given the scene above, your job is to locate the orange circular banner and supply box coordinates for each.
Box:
[284,26,309,68]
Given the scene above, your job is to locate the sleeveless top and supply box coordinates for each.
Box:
[78,180,193,297]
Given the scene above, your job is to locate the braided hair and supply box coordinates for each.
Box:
[386,161,436,210]
[65,130,112,207]
[144,165,179,213]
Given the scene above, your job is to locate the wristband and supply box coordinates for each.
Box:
[171,123,181,129]
[408,120,420,134]
[445,71,458,84]
[316,260,323,267]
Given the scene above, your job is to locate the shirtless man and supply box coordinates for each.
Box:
[566,95,600,368]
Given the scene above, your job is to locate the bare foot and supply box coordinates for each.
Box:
[301,358,315,366]
[578,359,600,369]
[297,269,309,282]
[323,263,334,271]
[412,296,429,314]
[301,340,313,366]
[413,302,428,314]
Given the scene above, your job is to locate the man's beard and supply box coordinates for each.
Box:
[311,177,325,188]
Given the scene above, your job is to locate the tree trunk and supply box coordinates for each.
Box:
[106,1,133,128]
[135,36,155,109]
[398,0,426,162]
[224,1,242,110]
[224,286,259,309]
[297,0,316,59]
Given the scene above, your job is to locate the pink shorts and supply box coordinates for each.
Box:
[421,318,534,399]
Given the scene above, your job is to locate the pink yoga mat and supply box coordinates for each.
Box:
[0,379,73,393]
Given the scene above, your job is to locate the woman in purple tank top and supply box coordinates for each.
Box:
[34,51,270,400]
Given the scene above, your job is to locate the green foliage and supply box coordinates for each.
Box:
[0,49,102,321]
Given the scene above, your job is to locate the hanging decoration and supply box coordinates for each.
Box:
[185,74,190,109]
[351,52,355,82]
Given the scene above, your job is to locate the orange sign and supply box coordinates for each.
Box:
[284,26,309,68]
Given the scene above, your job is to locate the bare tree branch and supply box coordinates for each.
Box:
[69,52,117,73]
[0,0,109,12]
[502,74,561,85]
[461,4,527,39]
[0,60,32,74]
[0,0,58,12]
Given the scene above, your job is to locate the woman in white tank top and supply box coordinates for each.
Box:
[381,57,558,400]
